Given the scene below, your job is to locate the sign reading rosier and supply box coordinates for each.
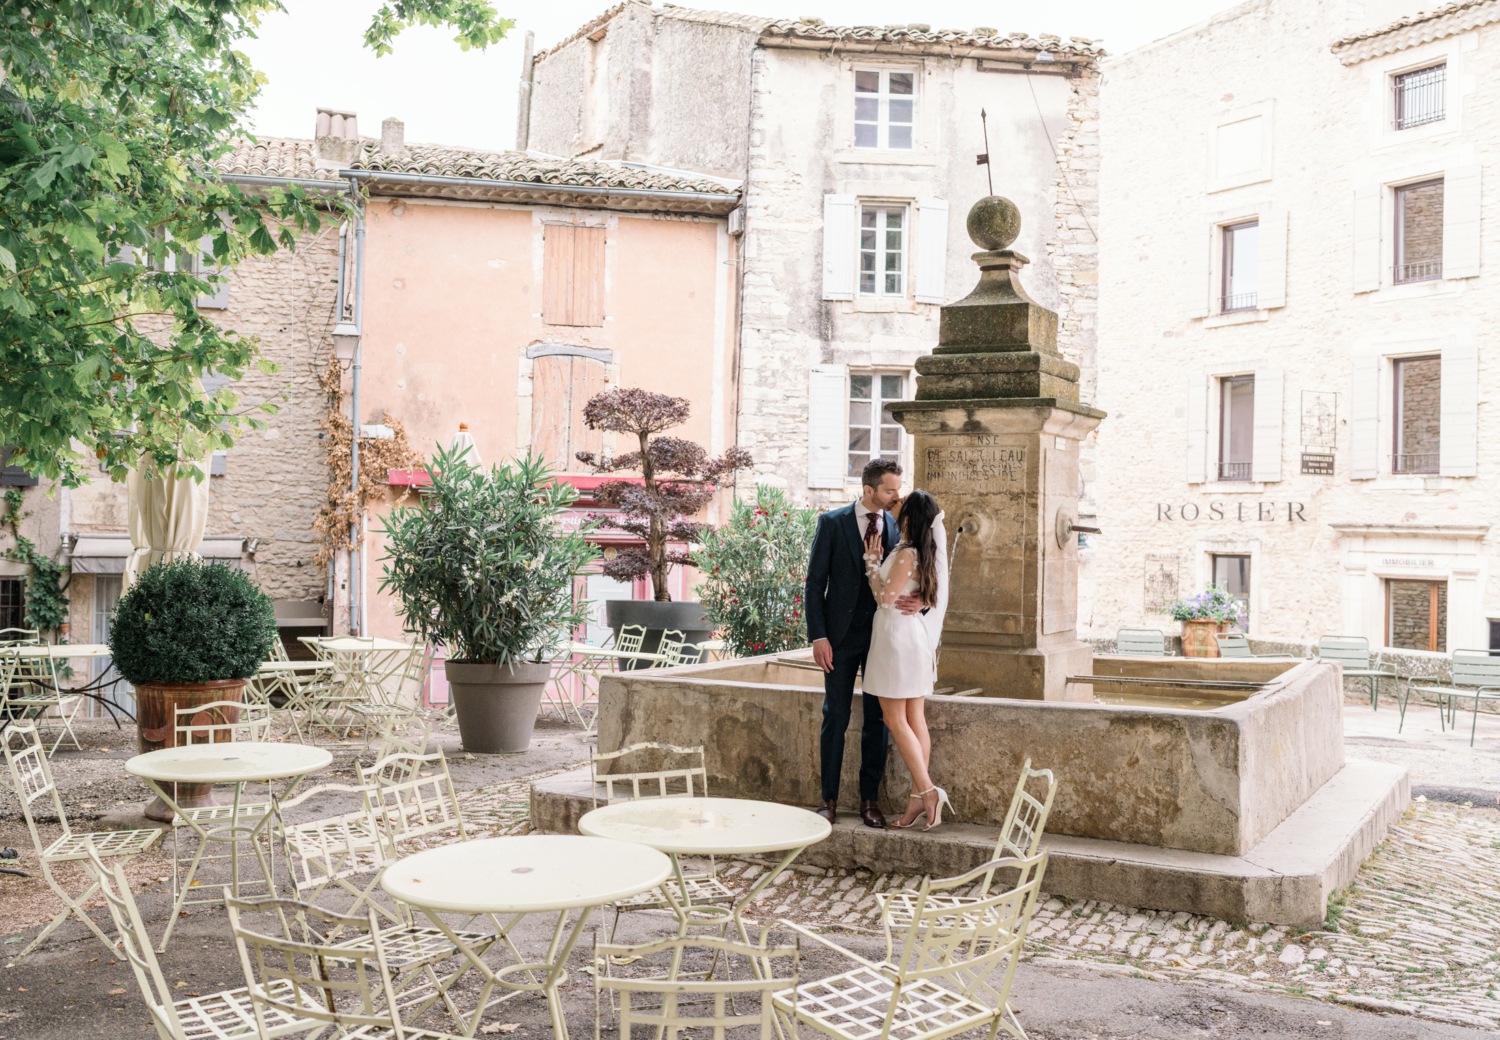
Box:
[1156,502,1310,522]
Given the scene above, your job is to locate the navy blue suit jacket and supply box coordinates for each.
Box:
[804,502,897,650]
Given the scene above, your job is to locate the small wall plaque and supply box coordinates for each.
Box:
[1301,453,1335,475]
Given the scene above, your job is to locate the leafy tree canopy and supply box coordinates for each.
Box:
[0,1,511,487]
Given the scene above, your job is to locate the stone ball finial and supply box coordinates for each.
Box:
[967,195,1021,251]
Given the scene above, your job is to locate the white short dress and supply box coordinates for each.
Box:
[861,546,936,700]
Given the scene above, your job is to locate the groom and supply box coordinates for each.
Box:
[805,458,914,828]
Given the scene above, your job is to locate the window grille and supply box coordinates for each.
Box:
[1393,64,1445,130]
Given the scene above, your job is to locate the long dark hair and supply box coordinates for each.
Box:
[898,489,941,608]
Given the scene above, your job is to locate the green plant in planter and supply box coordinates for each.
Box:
[378,444,599,666]
[109,560,278,684]
[695,486,819,657]
[1167,583,1247,625]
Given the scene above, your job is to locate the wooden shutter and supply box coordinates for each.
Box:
[1257,209,1288,309]
[913,197,949,304]
[543,224,605,326]
[1443,165,1481,279]
[1349,354,1380,479]
[570,355,606,464]
[807,363,848,488]
[1185,375,1208,484]
[1352,184,1382,293]
[1251,366,1283,483]
[1183,223,1210,319]
[531,354,607,471]
[1440,338,1478,477]
[822,195,857,301]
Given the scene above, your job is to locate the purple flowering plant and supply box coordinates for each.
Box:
[1167,583,1247,624]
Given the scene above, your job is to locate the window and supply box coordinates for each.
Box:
[91,574,131,714]
[0,577,24,632]
[1,445,37,487]
[1490,619,1500,652]
[530,352,606,471]
[847,373,904,479]
[1218,375,1255,481]
[1211,555,1250,630]
[1215,116,1262,181]
[1221,221,1259,312]
[854,70,915,150]
[1394,179,1443,283]
[1393,64,1445,130]
[1393,354,1440,474]
[1387,579,1446,652]
[859,206,906,296]
[543,223,605,326]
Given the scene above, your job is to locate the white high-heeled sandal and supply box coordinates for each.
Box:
[892,791,928,830]
[922,787,953,832]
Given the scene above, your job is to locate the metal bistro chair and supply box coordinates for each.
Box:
[1113,628,1169,656]
[1317,635,1398,710]
[347,642,433,752]
[1405,649,1500,746]
[773,851,1049,1040]
[2,721,161,965]
[0,627,41,646]
[614,623,648,656]
[660,636,708,668]
[1215,633,1299,659]
[1,644,84,755]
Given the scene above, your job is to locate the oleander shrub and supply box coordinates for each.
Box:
[109,559,278,684]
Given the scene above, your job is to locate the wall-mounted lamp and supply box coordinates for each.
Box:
[245,537,261,555]
[332,321,361,365]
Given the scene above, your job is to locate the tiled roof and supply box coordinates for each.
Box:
[1331,0,1500,63]
[213,136,331,181]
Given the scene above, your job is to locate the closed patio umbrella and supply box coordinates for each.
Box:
[449,422,481,466]
[122,455,212,589]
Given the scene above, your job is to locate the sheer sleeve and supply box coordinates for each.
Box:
[866,547,917,607]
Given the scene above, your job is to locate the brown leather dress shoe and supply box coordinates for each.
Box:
[816,799,838,824]
[860,800,886,828]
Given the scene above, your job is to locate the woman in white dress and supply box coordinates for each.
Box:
[862,489,951,830]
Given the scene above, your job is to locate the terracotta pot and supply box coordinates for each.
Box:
[1180,620,1229,658]
[445,660,550,754]
[135,678,246,821]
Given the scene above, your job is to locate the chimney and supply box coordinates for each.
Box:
[380,117,407,158]
[313,107,362,170]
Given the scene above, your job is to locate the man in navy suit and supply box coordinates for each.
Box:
[804,457,919,827]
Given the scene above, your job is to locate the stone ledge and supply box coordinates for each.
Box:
[529,759,1409,927]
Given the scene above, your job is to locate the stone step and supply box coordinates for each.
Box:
[529,759,1409,927]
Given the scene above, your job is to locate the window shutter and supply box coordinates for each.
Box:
[1251,366,1283,483]
[569,356,607,466]
[0,445,38,487]
[1443,165,1481,279]
[1352,185,1382,293]
[572,226,606,325]
[1256,209,1288,309]
[807,363,848,488]
[1439,338,1478,477]
[196,235,229,309]
[1185,375,1208,484]
[543,225,575,324]
[913,197,949,304]
[1349,354,1380,479]
[822,195,857,301]
[531,355,572,470]
[1183,223,1210,319]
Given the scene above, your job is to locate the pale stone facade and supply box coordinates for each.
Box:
[525,5,1103,511]
[1091,0,1500,658]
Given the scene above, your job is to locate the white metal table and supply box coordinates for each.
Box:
[0,643,113,659]
[125,741,332,948]
[578,797,831,947]
[381,834,671,1040]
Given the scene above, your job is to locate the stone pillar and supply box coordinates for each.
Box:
[890,197,1105,701]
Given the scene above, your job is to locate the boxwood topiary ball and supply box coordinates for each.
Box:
[109,559,278,685]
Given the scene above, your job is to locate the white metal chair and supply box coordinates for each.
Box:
[271,781,393,926]
[0,627,41,646]
[1316,635,1397,709]
[660,637,708,668]
[1405,648,1500,745]
[1,646,83,754]
[1113,628,1169,656]
[347,642,433,751]
[359,749,469,856]
[878,761,1057,943]
[614,624,648,656]
[595,933,798,1040]
[86,848,319,1040]
[773,852,1049,1040]
[2,721,161,964]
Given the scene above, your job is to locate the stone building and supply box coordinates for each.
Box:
[1091,0,1499,658]
[522,3,1103,511]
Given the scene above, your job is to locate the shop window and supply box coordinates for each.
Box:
[542,223,605,327]
[1211,554,1251,630]
[1387,579,1447,652]
[1393,354,1440,474]
[1218,375,1254,481]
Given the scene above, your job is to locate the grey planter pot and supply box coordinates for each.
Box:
[604,600,714,669]
[444,659,550,753]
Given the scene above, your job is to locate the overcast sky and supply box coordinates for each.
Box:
[237,0,1239,154]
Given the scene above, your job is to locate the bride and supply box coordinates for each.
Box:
[861,489,950,830]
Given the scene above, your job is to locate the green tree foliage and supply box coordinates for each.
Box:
[0,1,511,486]
[695,486,819,657]
[1,487,68,633]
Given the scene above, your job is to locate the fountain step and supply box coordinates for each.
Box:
[529,759,1408,927]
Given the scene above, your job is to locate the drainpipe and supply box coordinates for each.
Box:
[348,176,366,635]
[328,223,348,630]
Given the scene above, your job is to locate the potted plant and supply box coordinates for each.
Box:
[1167,583,1247,658]
[576,387,751,662]
[109,559,278,820]
[379,444,597,753]
[695,486,819,658]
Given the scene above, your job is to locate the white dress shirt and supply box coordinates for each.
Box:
[853,498,886,541]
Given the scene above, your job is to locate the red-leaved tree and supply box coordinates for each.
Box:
[576,388,752,601]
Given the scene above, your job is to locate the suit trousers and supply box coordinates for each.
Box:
[820,628,889,803]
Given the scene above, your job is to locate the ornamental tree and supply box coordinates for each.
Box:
[576,388,752,601]
[0,1,511,486]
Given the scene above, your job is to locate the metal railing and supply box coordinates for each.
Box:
[1220,292,1258,313]
[1392,452,1439,474]
[1393,64,1445,130]
[1394,258,1442,284]
[1218,461,1252,481]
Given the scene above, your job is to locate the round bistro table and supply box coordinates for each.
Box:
[381,834,671,1040]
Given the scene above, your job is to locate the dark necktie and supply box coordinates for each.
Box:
[864,511,880,545]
